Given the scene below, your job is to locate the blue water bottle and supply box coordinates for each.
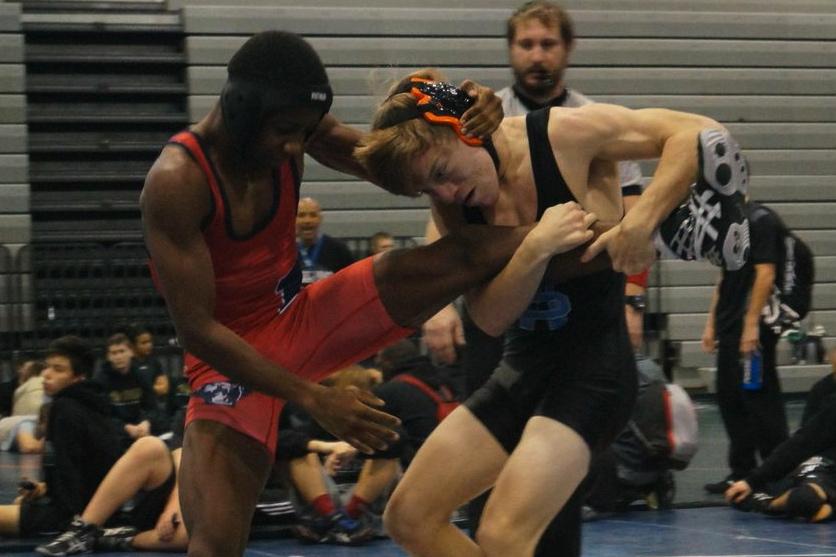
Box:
[742,349,763,391]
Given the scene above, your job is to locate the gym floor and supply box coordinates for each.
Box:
[3,400,826,557]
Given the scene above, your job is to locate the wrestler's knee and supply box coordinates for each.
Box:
[128,435,168,463]
[383,486,439,546]
[476,514,532,557]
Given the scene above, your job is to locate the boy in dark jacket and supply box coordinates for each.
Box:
[0,335,125,537]
[95,333,165,441]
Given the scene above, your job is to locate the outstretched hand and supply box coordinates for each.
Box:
[305,384,400,455]
[581,222,656,275]
[459,79,502,139]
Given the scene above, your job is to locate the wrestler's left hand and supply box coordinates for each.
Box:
[305,384,400,455]
[459,80,502,138]
[581,220,656,276]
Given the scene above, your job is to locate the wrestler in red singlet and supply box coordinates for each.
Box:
[155,131,411,453]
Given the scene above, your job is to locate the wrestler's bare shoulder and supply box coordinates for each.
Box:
[141,143,209,219]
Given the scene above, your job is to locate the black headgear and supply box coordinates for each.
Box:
[220,31,334,154]
[785,484,826,521]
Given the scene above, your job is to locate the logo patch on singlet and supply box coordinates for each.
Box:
[518,286,571,331]
[193,382,249,406]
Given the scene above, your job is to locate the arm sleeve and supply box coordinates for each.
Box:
[140,384,167,434]
[47,402,90,513]
[747,399,836,489]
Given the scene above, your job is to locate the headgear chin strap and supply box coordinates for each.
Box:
[409,78,483,146]
[221,76,334,154]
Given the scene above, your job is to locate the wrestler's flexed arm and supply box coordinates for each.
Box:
[140,151,398,454]
[560,104,721,273]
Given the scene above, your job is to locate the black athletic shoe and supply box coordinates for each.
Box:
[292,511,372,545]
[36,516,101,556]
[704,476,736,495]
[657,128,750,272]
[326,511,374,545]
[95,526,138,552]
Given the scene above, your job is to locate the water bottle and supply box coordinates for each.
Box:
[742,349,763,391]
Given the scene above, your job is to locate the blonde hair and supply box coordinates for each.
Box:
[354,68,457,196]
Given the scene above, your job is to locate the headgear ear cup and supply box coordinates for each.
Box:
[221,79,264,155]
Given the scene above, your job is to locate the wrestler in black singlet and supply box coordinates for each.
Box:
[464,107,638,455]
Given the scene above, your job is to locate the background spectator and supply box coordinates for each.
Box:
[36,437,187,555]
[703,200,814,493]
[94,333,164,442]
[369,231,395,256]
[296,196,355,285]
[128,324,169,407]
[0,336,125,538]
[0,359,47,453]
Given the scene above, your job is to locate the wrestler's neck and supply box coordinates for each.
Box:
[490,120,529,192]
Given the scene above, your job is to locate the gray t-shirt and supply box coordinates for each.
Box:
[496,86,644,191]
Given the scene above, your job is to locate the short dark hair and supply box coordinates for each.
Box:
[46,336,95,378]
[228,30,328,91]
[106,333,132,349]
[127,323,152,342]
[506,1,575,46]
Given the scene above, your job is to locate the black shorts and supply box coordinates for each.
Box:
[130,458,176,532]
[465,271,637,454]
[19,498,73,537]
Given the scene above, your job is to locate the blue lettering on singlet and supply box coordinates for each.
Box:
[517,286,571,331]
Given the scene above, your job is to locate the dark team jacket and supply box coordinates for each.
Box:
[94,362,166,434]
[133,355,165,391]
[42,381,125,516]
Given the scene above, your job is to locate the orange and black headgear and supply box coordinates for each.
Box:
[220,30,333,154]
[375,77,502,174]
[406,78,483,146]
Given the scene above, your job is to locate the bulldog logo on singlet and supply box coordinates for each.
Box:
[194,382,248,406]
[518,286,571,331]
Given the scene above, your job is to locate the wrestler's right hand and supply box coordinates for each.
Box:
[304,383,400,455]
[525,202,597,256]
[422,304,465,365]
